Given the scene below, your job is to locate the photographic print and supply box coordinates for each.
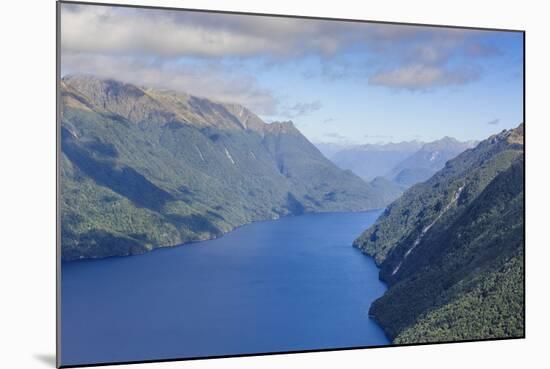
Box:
[58,1,524,367]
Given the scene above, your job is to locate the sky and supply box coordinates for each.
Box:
[60,3,524,144]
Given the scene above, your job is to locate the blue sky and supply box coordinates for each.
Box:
[60,3,523,144]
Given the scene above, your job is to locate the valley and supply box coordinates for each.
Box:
[60,75,524,346]
[60,75,401,260]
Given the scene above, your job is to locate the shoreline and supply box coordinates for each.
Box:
[62,205,392,343]
[61,207,393,363]
[62,207,386,263]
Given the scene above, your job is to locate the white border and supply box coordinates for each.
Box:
[1,1,548,368]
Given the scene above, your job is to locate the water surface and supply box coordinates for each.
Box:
[61,210,389,366]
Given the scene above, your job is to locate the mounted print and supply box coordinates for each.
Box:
[57,1,525,367]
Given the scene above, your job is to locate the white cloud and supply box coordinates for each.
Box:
[370,64,480,90]
[61,53,279,115]
[60,3,506,100]
[60,4,369,58]
[61,6,273,57]
[61,3,490,61]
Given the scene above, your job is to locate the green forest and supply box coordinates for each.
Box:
[354,123,524,343]
[60,75,401,260]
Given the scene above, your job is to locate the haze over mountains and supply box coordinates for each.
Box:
[317,138,477,187]
[387,137,478,187]
[317,141,422,182]
[354,123,524,343]
[60,75,401,260]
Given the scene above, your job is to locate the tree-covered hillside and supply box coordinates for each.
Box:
[60,75,401,260]
[354,123,524,343]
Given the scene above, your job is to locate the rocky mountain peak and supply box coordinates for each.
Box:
[61,74,268,133]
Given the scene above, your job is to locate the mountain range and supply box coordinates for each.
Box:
[354,123,524,343]
[317,138,477,188]
[60,74,524,344]
[60,75,401,260]
[317,141,423,182]
[387,137,477,187]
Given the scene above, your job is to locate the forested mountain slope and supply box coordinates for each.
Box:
[60,75,400,260]
[354,123,524,343]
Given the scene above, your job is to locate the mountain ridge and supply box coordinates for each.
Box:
[387,136,477,187]
[317,137,475,186]
[60,75,401,260]
[353,123,524,343]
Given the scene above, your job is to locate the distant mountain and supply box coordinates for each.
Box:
[388,137,477,187]
[354,124,524,343]
[318,141,424,181]
[315,142,356,159]
[317,138,474,187]
[60,75,400,260]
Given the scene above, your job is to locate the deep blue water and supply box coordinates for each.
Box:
[61,211,389,366]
